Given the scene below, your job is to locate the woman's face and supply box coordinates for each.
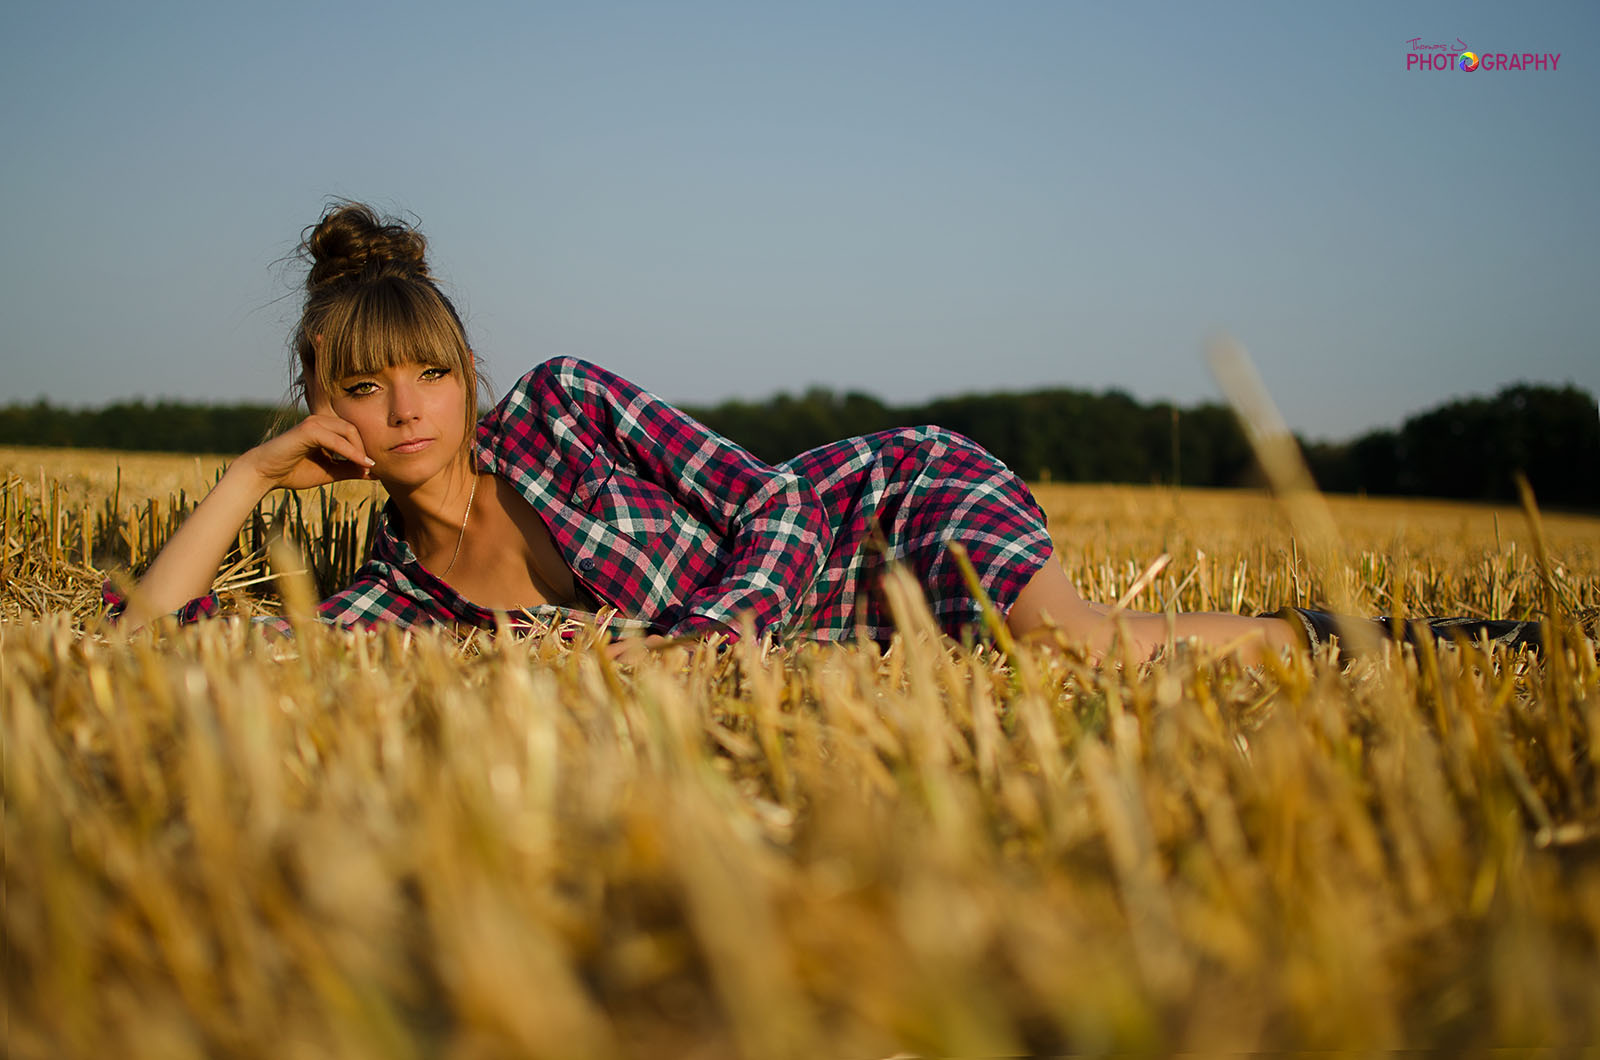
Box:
[325,362,470,489]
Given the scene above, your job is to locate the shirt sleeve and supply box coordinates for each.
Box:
[102,563,435,632]
[313,562,439,629]
[102,580,221,624]
[530,356,829,640]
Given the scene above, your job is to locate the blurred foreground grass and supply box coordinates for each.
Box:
[3,446,1598,1056]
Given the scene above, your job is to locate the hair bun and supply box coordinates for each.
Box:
[301,202,430,290]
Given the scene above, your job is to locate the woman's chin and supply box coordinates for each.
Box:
[374,454,463,493]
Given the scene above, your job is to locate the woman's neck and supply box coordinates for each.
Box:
[388,458,478,568]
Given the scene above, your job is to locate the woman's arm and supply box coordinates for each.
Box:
[1007,560,1300,664]
[115,415,374,630]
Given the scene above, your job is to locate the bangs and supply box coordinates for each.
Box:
[313,276,471,394]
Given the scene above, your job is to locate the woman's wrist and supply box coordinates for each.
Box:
[226,447,285,497]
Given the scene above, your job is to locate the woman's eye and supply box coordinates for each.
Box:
[341,381,378,397]
[421,367,451,381]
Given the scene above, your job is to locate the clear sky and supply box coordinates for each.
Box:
[2,1,1595,440]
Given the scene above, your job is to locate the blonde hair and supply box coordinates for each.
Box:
[293,202,484,431]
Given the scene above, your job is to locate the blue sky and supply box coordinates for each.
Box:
[2,1,1595,440]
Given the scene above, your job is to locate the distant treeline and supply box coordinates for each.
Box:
[3,381,1595,505]
[684,389,1255,492]
[0,401,281,456]
[682,381,1597,507]
[1297,383,1598,507]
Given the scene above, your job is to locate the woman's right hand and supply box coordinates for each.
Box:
[237,415,375,491]
[115,414,372,629]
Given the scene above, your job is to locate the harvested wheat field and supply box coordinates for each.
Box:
[4,445,1598,1057]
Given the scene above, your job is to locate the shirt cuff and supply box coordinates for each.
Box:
[665,612,742,642]
[102,581,222,625]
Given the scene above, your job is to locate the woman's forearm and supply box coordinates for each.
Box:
[117,459,274,629]
[1009,559,1299,664]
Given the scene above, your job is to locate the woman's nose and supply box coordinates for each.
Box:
[388,384,419,424]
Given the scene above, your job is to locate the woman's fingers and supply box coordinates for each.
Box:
[245,416,374,490]
[605,634,677,662]
[288,418,370,473]
[301,416,373,467]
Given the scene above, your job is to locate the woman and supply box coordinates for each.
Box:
[115,204,1536,661]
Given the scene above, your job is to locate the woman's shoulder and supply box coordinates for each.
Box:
[489,357,650,427]
[477,357,620,456]
[508,355,607,391]
[489,357,605,411]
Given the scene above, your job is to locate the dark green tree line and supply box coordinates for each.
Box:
[1300,384,1598,507]
[3,382,1593,505]
[0,399,281,455]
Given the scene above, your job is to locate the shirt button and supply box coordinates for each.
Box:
[579,557,596,572]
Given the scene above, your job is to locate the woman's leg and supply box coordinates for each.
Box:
[1005,559,1299,663]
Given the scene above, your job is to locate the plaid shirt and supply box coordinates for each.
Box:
[108,357,1053,643]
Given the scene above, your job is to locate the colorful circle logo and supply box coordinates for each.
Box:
[1459,51,1480,71]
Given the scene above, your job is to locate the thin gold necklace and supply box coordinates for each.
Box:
[439,472,478,577]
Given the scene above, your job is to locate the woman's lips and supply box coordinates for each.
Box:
[390,437,434,454]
